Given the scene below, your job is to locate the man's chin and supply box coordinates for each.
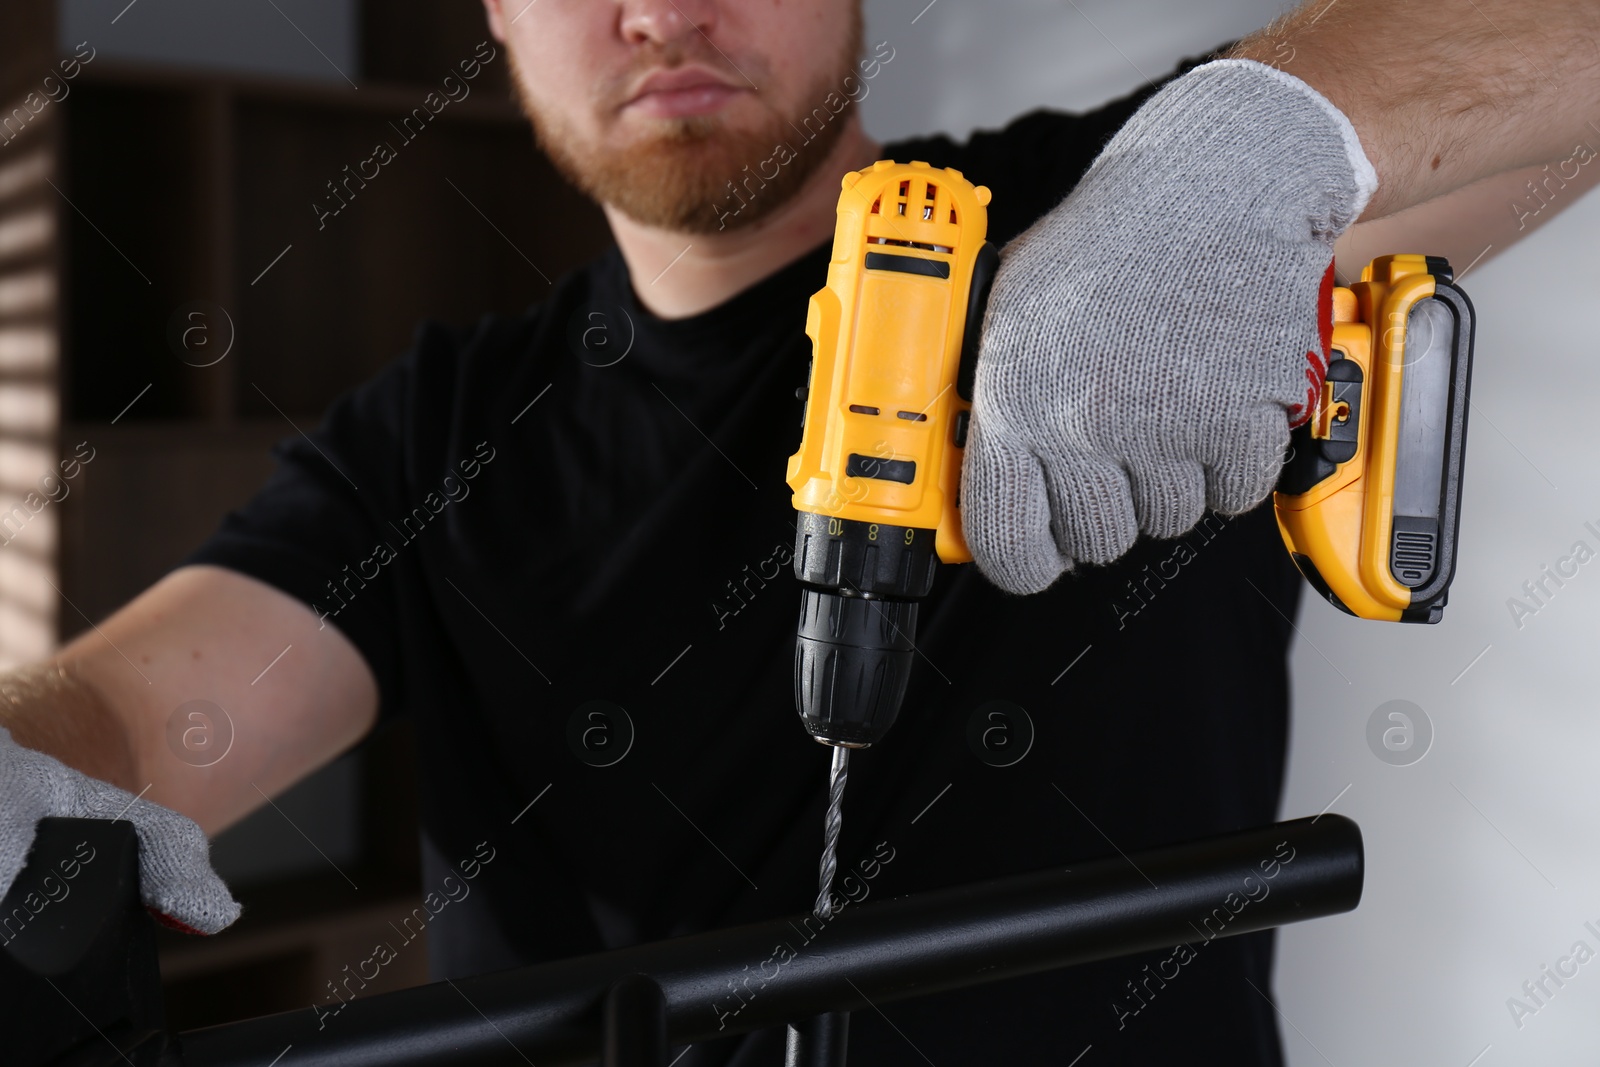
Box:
[577,126,821,235]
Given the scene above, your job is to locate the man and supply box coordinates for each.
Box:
[1,0,1596,1061]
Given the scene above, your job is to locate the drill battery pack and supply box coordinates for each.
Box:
[1275,254,1476,623]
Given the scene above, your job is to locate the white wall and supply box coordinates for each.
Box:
[860,0,1282,139]
[860,1,1600,1064]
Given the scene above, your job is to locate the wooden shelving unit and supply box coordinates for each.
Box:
[0,0,613,1029]
[61,58,609,425]
[54,50,610,624]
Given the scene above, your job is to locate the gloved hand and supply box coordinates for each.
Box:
[0,724,240,934]
[961,58,1378,594]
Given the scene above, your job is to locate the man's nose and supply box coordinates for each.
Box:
[617,0,718,49]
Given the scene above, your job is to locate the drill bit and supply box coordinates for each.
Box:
[814,745,851,920]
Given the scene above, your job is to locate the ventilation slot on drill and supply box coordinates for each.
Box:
[869,236,953,253]
[849,404,880,415]
[896,411,927,421]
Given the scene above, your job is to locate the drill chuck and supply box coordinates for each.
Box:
[794,589,918,747]
[792,511,938,747]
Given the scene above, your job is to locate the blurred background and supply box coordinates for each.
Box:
[1,0,1596,1062]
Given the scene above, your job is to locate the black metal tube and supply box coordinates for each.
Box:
[603,974,666,1067]
[175,815,1361,1067]
[785,1012,850,1067]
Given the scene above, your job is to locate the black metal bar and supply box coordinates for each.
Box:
[0,819,167,1067]
[603,974,666,1067]
[785,1012,850,1067]
[174,815,1360,1067]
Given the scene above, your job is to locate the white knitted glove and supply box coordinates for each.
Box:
[0,725,240,933]
[962,59,1378,594]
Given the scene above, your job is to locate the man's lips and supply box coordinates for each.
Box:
[623,66,744,119]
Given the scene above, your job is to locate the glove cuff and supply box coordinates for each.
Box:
[1201,57,1379,225]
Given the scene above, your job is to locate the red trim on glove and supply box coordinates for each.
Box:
[147,905,206,935]
[1287,259,1337,429]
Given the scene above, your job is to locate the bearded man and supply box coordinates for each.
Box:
[2,1,1597,1063]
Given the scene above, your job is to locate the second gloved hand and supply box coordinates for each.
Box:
[961,58,1378,595]
[0,724,240,934]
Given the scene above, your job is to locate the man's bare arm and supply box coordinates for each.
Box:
[1231,0,1600,221]
[1336,154,1600,279]
[0,565,378,836]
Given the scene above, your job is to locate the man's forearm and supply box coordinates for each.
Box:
[0,661,140,790]
[1230,0,1600,220]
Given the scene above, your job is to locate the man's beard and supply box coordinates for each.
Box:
[509,17,864,235]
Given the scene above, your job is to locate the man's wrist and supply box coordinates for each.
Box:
[0,662,141,792]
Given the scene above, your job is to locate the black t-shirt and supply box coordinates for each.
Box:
[186,49,1300,1066]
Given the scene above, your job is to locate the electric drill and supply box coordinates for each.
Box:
[786,160,1476,916]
